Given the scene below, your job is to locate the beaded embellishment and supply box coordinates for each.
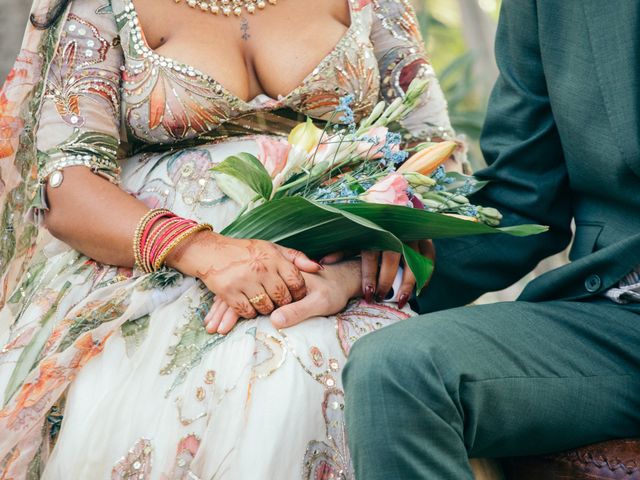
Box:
[176,0,277,17]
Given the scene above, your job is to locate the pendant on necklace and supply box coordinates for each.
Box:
[240,16,250,41]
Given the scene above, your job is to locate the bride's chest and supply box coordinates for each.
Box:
[112,0,380,146]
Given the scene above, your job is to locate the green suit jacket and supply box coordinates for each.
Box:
[416,0,640,313]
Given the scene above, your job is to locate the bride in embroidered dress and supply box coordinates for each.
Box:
[0,0,462,477]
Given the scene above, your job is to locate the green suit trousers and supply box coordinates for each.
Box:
[343,299,640,479]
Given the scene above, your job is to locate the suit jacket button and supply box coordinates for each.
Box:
[584,274,602,292]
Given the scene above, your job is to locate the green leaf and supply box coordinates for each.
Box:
[221,197,434,290]
[402,244,434,294]
[334,203,548,239]
[441,172,489,195]
[212,152,273,200]
[221,197,547,293]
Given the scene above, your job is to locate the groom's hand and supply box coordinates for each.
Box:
[203,260,362,334]
[363,240,436,308]
[270,260,361,328]
[320,240,436,309]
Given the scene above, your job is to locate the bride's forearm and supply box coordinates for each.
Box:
[44,166,155,268]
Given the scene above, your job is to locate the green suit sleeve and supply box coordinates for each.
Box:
[414,0,573,314]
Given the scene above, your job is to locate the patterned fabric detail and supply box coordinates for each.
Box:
[111,438,153,479]
[43,13,120,127]
[605,267,640,303]
[36,4,123,177]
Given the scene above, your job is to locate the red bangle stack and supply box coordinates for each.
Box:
[133,208,213,273]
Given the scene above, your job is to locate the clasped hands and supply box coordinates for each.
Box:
[167,230,434,335]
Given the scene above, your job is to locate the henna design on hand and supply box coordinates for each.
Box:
[271,282,293,306]
[246,241,272,273]
[281,265,307,300]
[232,298,257,319]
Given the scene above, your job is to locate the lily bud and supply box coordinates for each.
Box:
[378,97,403,124]
[404,78,430,104]
[403,172,437,188]
[360,101,386,129]
[478,206,503,226]
[288,117,323,153]
[397,140,458,175]
[420,198,445,210]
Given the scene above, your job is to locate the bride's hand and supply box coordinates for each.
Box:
[203,260,362,334]
[320,240,435,309]
[166,231,322,319]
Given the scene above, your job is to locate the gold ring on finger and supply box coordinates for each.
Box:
[248,293,267,305]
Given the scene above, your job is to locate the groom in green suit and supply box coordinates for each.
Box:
[343,1,640,478]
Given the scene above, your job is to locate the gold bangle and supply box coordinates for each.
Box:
[134,209,170,271]
[142,217,183,274]
[153,223,213,272]
[133,208,172,272]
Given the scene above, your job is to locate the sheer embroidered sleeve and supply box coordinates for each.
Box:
[33,0,123,215]
[369,0,466,169]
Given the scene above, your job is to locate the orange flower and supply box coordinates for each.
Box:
[397,141,457,175]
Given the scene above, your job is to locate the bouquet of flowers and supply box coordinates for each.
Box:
[211,79,546,292]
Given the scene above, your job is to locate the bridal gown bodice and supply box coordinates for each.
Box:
[0,0,458,479]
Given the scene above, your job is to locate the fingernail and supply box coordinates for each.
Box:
[364,285,374,303]
[271,312,285,328]
[398,293,409,310]
[314,261,325,270]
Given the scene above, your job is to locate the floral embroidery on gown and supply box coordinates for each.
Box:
[0,0,460,478]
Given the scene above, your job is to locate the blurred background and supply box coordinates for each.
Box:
[0,0,565,302]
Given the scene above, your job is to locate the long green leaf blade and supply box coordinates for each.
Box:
[334,203,548,239]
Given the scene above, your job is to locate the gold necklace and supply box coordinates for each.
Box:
[176,0,278,16]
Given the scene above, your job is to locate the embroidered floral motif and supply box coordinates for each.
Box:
[111,438,153,480]
[250,330,287,380]
[160,288,226,396]
[120,314,150,356]
[44,13,119,127]
[0,50,40,160]
[164,434,201,479]
[336,299,411,356]
[303,389,352,480]
[371,0,425,44]
[310,346,325,368]
[54,290,130,352]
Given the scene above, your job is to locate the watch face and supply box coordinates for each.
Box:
[49,170,64,188]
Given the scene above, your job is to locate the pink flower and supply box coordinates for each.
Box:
[256,136,291,178]
[355,126,399,160]
[361,173,410,206]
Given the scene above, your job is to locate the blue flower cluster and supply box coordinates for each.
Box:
[432,165,446,181]
[463,205,479,217]
[456,179,476,196]
[382,132,409,166]
[336,94,355,126]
